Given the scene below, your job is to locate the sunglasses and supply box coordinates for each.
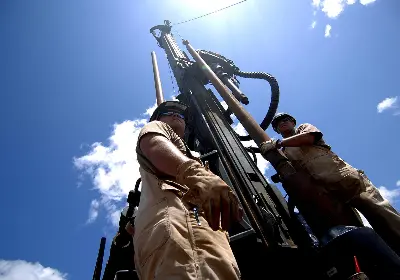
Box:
[277,118,293,127]
[278,117,292,123]
[160,112,185,119]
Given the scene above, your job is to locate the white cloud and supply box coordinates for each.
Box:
[109,209,123,227]
[0,260,67,280]
[311,21,317,28]
[232,122,271,175]
[377,186,400,204]
[87,199,100,223]
[144,102,157,117]
[397,181,400,187]
[311,0,378,34]
[325,24,332,37]
[74,110,149,225]
[377,96,398,113]
[312,0,321,8]
[360,0,377,5]
[321,0,346,18]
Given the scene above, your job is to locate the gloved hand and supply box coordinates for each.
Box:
[176,160,243,231]
[259,139,281,155]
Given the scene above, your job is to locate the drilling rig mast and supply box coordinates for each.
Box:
[94,19,400,280]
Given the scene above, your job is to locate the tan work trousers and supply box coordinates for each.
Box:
[347,172,400,254]
[133,190,240,280]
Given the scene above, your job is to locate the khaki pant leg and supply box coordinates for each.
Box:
[187,207,241,280]
[134,193,240,280]
[349,173,400,254]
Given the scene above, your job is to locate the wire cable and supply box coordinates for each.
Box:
[172,0,248,26]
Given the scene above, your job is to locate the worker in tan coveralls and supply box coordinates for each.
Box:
[133,100,243,279]
[261,112,400,255]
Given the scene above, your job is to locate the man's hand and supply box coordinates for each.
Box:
[260,139,281,155]
[176,160,243,231]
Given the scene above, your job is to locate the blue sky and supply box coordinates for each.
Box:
[1,0,399,279]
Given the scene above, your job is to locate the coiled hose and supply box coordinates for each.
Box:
[234,70,280,141]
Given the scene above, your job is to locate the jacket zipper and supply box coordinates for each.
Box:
[193,207,201,226]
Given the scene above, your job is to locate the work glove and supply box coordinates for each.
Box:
[176,160,243,231]
[259,139,282,155]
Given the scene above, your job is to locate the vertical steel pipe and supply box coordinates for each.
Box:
[92,237,106,280]
[151,51,164,105]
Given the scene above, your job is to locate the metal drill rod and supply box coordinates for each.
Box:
[151,51,164,105]
[183,40,270,146]
[181,39,362,233]
[221,75,249,105]
[182,39,301,179]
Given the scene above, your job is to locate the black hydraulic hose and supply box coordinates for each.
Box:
[134,178,141,192]
[233,70,280,141]
[194,49,280,141]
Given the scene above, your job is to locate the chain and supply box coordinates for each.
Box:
[165,53,178,97]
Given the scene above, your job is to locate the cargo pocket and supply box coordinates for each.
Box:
[134,197,171,268]
[335,169,364,202]
[306,154,341,183]
[322,167,363,203]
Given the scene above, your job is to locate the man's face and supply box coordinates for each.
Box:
[158,111,186,137]
[277,117,295,134]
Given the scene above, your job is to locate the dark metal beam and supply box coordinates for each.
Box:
[92,237,106,280]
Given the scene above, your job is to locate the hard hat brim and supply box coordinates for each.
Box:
[150,101,188,122]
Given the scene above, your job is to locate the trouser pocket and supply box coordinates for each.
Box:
[134,197,171,268]
[320,169,364,203]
